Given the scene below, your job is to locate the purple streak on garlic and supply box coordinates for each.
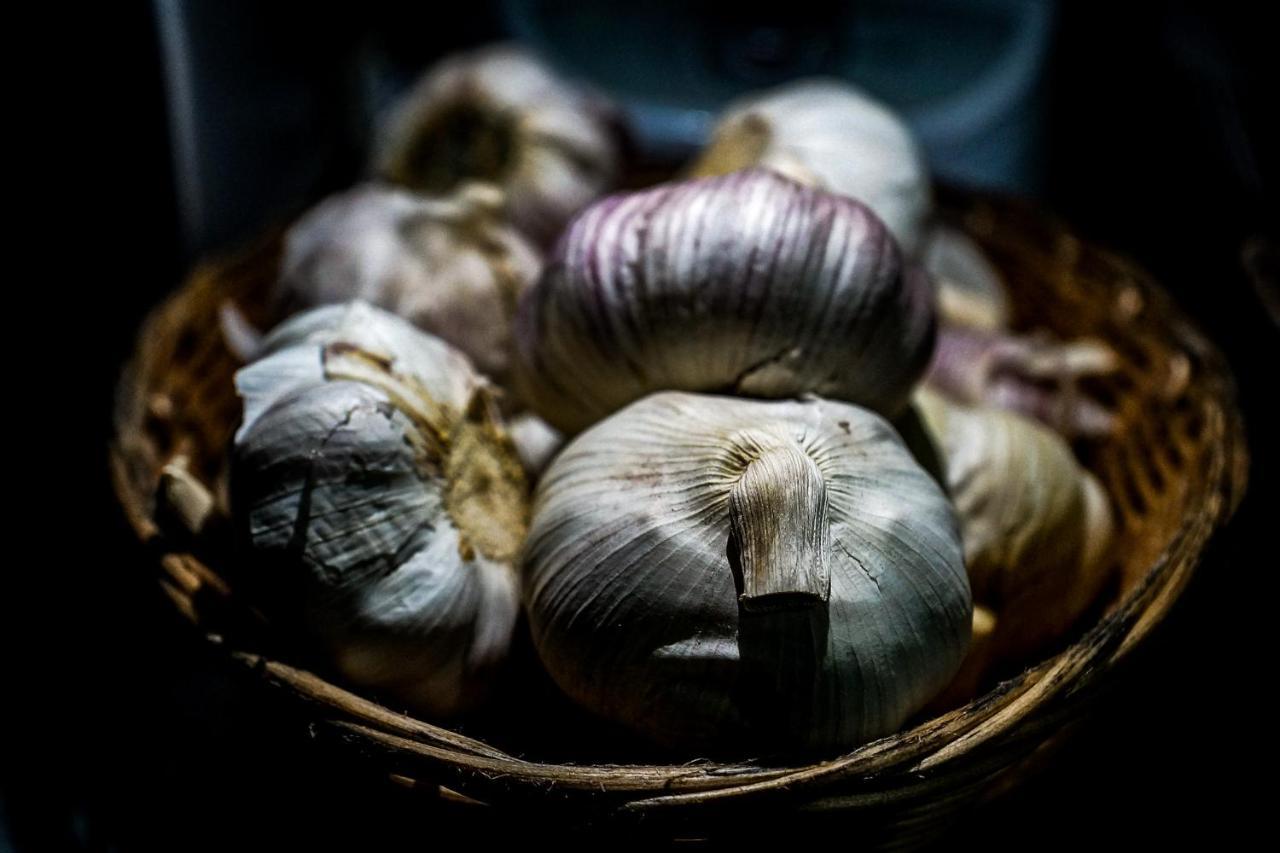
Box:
[926,324,1120,440]
[276,183,541,382]
[373,43,621,246]
[515,168,937,434]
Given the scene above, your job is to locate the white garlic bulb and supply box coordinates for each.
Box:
[913,387,1114,669]
[232,302,528,716]
[689,79,1012,330]
[374,43,620,245]
[689,79,931,258]
[515,169,936,434]
[920,223,1011,332]
[276,182,541,382]
[524,391,971,754]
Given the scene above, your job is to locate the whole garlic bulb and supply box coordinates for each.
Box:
[913,387,1114,669]
[515,169,936,434]
[524,391,971,754]
[927,324,1120,440]
[276,183,541,382]
[374,43,620,245]
[920,223,1011,332]
[689,79,1012,331]
[689,79,931,258]
[232,302,528,716]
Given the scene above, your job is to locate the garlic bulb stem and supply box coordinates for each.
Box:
[728,440,831,612]
[728,439,832,746]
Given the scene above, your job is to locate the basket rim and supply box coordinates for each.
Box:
[107,190,1249,813]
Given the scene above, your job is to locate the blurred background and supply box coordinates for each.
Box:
[8,1,1274,849]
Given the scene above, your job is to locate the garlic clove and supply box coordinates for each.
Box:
[689,78,932,259]
[373,43,621,246]
[523,391,970,754]
[913,387,1115,676]
[926,324,1120,440]
[276,183,542,383]
[515,168,937,434]
[232,303,528,717]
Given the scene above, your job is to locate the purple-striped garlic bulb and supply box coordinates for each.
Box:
[373,43,621,246]
[276,183,541,383]
[926,324,1120,440]
[514,169,937,434]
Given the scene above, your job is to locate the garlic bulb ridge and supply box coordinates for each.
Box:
[523,391,971,754]
[374,43,621,245]
[276,182,542,382]
[232,303,527,716]
[515,168,937,434]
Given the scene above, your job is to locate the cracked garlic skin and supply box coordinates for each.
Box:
[515,169,936,434]
[913,387,1114,677]
[277,183,541,382]
[231,303,528,716]
[524,392,971,755]
[374,43,620,246]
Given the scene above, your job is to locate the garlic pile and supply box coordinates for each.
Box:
[218,48,1120,755]
[523,392,970,754]
[515,168,936,433]
[231,303,528,716]
[276,183,541,382]
[374,43,621,246]
[689,78,1009,332]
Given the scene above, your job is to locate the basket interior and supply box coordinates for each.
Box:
[110,191,1246,807]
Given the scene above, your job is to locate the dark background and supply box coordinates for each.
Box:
[9,2,1274,849]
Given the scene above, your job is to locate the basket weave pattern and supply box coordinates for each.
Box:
[110,194,1246,845]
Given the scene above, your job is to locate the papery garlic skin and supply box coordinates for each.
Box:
[913,387,1114,670]
[524,391,970,754]
[689,79,931,259]
[505,412,564,479]
[374,44,620,245]
[276,183,541,382]
[232,303,527,716]
[515,169,936,434]
[926,324,1120,440]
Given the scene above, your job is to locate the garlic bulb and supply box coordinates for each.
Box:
[374,43,620,245]
[689,80,1013,330]
[515,169,936,434]
[689,79,931,258]
[913,387,1114,670]
[927,324,1120,439]
[524,391,971,754]
[921,223,1011,332]
[276,182,541,382]
[231,302,528,716]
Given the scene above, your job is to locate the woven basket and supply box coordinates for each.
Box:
[110,191,1247,847]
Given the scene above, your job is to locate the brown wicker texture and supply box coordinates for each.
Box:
[110,193,1247,847]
